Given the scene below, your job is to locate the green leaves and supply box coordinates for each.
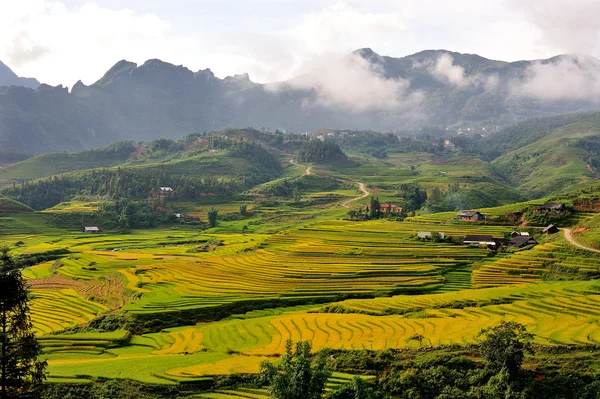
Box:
[260,340,331,399]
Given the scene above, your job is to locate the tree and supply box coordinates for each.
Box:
[369,197,381,219]
[0,246,46,399]
[239,204,248,216]
[293,187,302,203]
[399,183,427,212]
[207,207,219,228]
[259,340,331,399]
[477,321,533,379]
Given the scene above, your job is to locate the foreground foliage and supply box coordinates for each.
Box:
[0,247,46,399]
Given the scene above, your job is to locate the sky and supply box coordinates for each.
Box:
[2,0,600,87]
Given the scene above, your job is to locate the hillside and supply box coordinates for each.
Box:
[0,134,284,210]
[3,51,600,153]
[0,194,33,213]
[0,141,137,186]
[490,115,600,197]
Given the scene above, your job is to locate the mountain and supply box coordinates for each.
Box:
[2,50,600,153]
[0,60,39,89]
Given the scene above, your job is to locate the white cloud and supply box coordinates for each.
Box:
[431,54,470,87]
[507,0,600,58]
[267,52,424,113]
[0,0,170,86]
[297,1,408,54]
[510,55,600,101]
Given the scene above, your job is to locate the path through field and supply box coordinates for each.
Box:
[342,182,369,208]
[563,228,600,253]
[289,159,311,176]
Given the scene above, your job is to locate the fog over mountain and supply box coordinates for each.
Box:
[2,48,600,154]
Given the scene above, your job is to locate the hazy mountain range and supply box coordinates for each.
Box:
[2,49,600,153]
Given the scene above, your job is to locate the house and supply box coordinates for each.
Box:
[542,224,559,235]
[457,211,483,221]
[462,235,496,247]
[83,226,100,234]
[380,203,402,214]
[160,187,174,193]
[533,202,566,212]
[418,232,446,239]
[175,213,185,219]
[510,231,530,238]
[509,235,538,248]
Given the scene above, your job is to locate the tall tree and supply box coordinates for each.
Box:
[477,321,533,379]
[260,340,331,399]
[369,197,381,219]
[0,246,46,399]
[207,207,219,228]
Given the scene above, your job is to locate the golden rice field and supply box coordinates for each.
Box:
[3,208,600,383]
[40,280,600,383]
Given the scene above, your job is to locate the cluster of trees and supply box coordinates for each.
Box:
[296,141,348,164]
[49,200,175,230]
[2,168,238,210]
[425,183,503,212]
[332,131,447,158]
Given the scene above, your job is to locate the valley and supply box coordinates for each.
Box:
[1,119,600,398]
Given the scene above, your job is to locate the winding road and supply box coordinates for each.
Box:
[342,182,370,208]
[563,228,600,253]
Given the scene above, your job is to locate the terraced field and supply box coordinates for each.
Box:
[2,201,600,385]
[41,280,600,383]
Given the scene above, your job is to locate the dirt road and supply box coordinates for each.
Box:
[563,228,600,253]
[342,182,369,208]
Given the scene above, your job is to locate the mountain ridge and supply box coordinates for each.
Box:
[2,49,600,153]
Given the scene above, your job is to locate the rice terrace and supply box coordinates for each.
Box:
[1,118,600,398]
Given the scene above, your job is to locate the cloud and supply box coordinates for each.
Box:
[0,0,171,86]
[507,0,600,57]
[510,55,600,101]
[5,31,50,67]
[431,54,470,87]
[426,54,499,90]
[267,52,424,113]
[297,1,408,54]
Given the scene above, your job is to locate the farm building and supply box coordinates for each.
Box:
[510,231,530,238]
[509,235,538,248]
[418,232,446,239]
[463,235,496,247]
[380,203,402,213]
[160,187,174,192]
[83,226,100,234]
[543,224,559,235]
[533,202,566,212]
[457,211,483,221]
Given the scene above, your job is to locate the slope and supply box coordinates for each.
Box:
[491,114,600,197]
